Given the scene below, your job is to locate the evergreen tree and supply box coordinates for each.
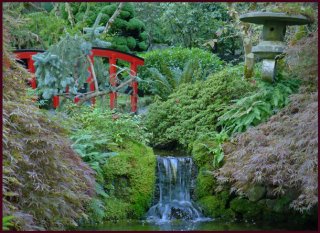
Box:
[59,2,148,53]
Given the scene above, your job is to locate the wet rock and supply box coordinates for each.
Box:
[265,199,277,210]
[170,207,192,220]
[230,197,263,220]
[197,192,234,219]
[247,185,266,202]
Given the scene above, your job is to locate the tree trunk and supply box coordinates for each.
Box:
[65,3,75,27]
[103,3,124,34]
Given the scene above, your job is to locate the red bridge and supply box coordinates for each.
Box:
[14,47,144,113]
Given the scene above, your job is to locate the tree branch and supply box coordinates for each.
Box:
[82,2,91,23]
[65,3,75,27]
[103,3,124,34]
[86,55,99,91]
[77,76,135,105]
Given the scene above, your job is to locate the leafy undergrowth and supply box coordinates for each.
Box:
[69,107,156,223]
[218,72,300,135]
[3,32,95,230]
[216,91,318,213]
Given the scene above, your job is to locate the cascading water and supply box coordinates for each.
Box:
[147,156,208,223]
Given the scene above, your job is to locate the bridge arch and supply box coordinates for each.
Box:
[14,47,145,113]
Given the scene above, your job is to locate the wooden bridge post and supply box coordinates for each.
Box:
[130,63,138,113]
[109,56,117,110]
[27,58,37,89]
[87,54,96,106]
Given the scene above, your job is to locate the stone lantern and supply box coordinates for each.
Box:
[239,12,310,82]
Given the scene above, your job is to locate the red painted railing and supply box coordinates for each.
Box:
[13,48,144,113]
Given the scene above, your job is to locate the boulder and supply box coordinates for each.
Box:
[247,185,266,202]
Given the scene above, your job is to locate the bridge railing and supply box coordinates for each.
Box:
[13,48,144,113]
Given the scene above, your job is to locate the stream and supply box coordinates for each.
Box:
[79,155,314,231]
[80,219,309,231]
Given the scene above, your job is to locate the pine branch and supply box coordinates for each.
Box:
[103,3,124,34]
[27,2,47,12]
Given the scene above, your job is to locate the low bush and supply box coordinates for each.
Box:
[144,64,257,149]
[138,47,224,99]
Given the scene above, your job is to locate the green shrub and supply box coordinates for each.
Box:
[57,2,148,53]
[145,64,257,149]
[138,47,224,98]
[70,107,150,186]
[101,4,117,16]
[140,47,224,73]
[137,41,148,51]
[113,18,129,30]
[126,36,137,49]
[139,31,148,41]
[2,216,15,231]
[127,18,145,32]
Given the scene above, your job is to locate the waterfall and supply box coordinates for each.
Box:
[146,156,206,222]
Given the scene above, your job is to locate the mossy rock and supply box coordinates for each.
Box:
[261,196,317,225]
[247,185,266,202]
[103,139,156,219]
[197,191,234,219]
[104,197,130,221]
[230,197,263,220]
[194,165,216,199]
[192,139,216,167]
[273,196,291,213]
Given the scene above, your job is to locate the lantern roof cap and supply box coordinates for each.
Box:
[240,11,310,25]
